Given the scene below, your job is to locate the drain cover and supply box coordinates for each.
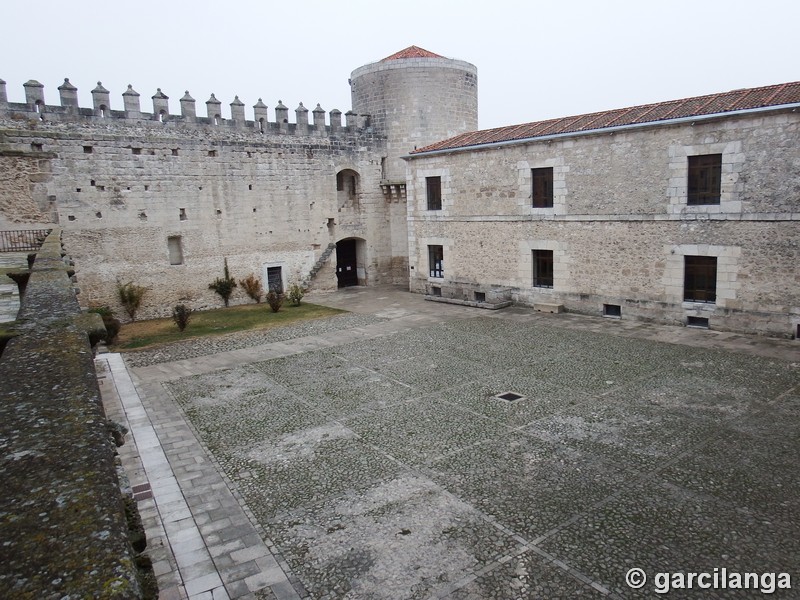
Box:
[495,391,524,402]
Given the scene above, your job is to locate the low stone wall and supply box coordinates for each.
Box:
[0,228,144,598]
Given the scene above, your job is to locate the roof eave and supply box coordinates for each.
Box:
[403,103,800,160]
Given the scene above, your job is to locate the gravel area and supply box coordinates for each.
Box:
[122,312,385,367]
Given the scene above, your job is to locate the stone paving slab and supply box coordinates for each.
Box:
[102,286,799,599]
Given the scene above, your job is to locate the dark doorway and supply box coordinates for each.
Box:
[336,239,358,288]
[266,266,283,294]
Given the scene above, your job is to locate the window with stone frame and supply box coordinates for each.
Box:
[531,167,554,208]
[532,249,554,288]
[426,176,442,210]
[428,245,444,278]
[687,154,722,205]
[684,256,717,303]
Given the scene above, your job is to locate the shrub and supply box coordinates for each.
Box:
[172,304,192,331]
[88,306,121,344]
[209,258,237,307]
[287,283,305,306]
[266,290,284,313]
[239,273,263,304]
[116,281,147,321]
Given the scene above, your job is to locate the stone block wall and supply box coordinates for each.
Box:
[407,110,800,337]
[0,111,405,318]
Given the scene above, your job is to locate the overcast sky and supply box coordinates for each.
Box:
[3,0,798,130]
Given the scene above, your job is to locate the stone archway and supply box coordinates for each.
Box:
[336,237,367,287]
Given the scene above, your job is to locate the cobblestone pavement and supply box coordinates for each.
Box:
[103,286,800,599]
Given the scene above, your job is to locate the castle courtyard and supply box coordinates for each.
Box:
[99,287,799,599]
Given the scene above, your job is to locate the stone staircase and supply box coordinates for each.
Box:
[300,242,336,289]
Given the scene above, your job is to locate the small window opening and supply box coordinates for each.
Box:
[138,211,147,221]
[199,186,203,190]
[428,245,444,278]
[132,147,141,155]
[67,215,76,221]
[252,207,257,213]
[603,304,622,318]
[474,291,486,303]
[214,115,221,125]
[99,105,108,118]
[83,146,93,154]
[172,148,179,156]
[208,150,216,157]
[258,119,264,133]
[144,185,149,191]
[158,110,167,123]
[687,316,709,329]
[76,188,82,192]
[426,176,442,210]
[248,184,253,190]
[687,154,722,205]
[90,179,96,186]
[796,324,800,340]
[31,142,43,151]
[430,286,442,297]
[216,209,222,217]
[97,185,105,192]
[95,211,102,219]
[532,167,554,208]
[532,249,554,288]
[179,208,187,221]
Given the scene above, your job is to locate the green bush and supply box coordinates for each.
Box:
[172,304,192,331]
[266,290,284,313]
[116,282,147,321]
[287,283,305,306]
[209,259,237,307]
[239,273,263,304]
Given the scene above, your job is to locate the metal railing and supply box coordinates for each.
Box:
[0,229,51,252]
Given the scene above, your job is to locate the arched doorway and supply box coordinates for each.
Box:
[336,238,366,288]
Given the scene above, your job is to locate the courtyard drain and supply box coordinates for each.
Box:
[494,391,525,402]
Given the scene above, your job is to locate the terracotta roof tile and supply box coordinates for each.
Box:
[411,81,800,154]
[382,46,444,61]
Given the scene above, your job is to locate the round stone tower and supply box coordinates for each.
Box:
[350,46,478,182]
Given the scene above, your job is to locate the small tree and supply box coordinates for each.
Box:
[287,283,305,306]
[266,290,284,313]
[239,273,263,304]
[172,304,192,331]
[117,281,147,321]
[209,258,237,307]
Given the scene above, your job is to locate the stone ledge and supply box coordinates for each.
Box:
[424,295,512,310]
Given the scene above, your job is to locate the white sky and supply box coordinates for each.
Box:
[3,0,798,130]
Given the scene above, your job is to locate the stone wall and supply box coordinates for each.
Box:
[0,111,402,319]
[0,152,54,226]
[0,228,144,598]
[406,110,800,337]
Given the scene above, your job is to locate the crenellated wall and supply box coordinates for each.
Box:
[0,74,411,318]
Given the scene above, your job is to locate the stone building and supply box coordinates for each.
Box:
[405,82,800,338]
[1,47,798,337]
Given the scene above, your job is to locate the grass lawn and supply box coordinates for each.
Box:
[115,302,345,350]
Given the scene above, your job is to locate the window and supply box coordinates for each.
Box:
[132,147,141,155]
[167,236,183,265]
[603,304,621,318]
[179,208,187,221]
[428,245,444,278]
[426,176,442,210]
[687,154,721,205]
[531,167,553,208]
[684,256,717,303]
[532,250,553,288]
[83,146,93,154]
[267,266,283,294]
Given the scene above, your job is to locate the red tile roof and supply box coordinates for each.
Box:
[382,46,444,61]
[411,81,800,154]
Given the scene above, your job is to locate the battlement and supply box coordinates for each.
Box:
[0,77,372,136]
